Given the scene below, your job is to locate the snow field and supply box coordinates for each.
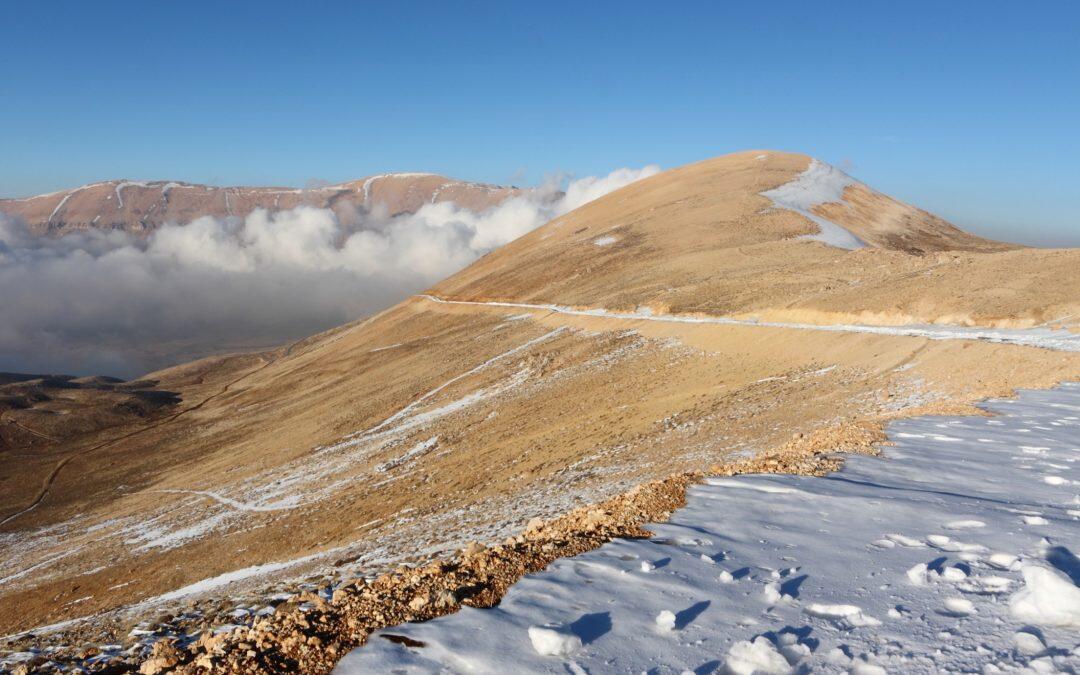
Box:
[336,383,1080,673]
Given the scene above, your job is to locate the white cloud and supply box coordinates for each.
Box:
[0,165,660,377]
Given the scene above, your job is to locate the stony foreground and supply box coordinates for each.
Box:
[339,383,1080,674]
[2,417,882,673]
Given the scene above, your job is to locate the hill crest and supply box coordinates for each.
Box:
[0,173,524,236]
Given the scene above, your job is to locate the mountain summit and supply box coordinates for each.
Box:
[435,151,1064,327]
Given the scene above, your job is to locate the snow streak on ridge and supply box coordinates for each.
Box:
[760,159,866,250]
[419,296,1080,353]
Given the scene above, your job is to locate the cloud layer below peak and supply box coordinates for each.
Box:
[0,165,659,377]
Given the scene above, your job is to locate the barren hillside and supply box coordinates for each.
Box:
[2,151,1079,673]
[0,174,523,236]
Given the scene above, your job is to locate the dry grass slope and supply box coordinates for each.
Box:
[2,151,1079,673]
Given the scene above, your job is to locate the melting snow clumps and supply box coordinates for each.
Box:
[654,610,676,632]
[724,636,791,674]
[1010,564,1080,627]
[803,603,881,627]
[527,624,581,656]
[1013,629,1047,656]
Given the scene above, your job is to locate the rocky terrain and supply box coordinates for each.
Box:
[2,151,1079,673]
[341,384,1080,674]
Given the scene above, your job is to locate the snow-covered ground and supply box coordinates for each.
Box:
[336,383,1080,674]
[759,159,867,250]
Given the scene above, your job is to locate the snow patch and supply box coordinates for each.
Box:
[724,636,791,674]
[1010,564,1080,627]
[528,624,581,656]
[759,159,866,250]
[336,383,1080,673]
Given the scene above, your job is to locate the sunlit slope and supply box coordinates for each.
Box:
[2,151,1079,645]
[0,173,522,236]
[432,151,1077,330]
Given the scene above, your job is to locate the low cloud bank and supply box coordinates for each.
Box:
[0,166,660,378]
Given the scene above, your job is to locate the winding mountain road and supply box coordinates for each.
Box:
[418,295,1080,353]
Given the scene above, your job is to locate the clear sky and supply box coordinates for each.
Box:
[2,1,1078,245]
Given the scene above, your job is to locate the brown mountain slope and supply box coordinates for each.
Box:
[0,173,523,236]
[1,151,1078,669]
[433,151,1074,328]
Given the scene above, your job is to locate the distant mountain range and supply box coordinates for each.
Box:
[0,173,524,235]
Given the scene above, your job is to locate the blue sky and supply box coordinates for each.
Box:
[2,1,1078,245]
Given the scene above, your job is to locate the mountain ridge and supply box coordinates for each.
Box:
[1,150,1079,673]
[0,173,525,236]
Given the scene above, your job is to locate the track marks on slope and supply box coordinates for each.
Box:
[0,348,296,528]
[417,295,1080,353]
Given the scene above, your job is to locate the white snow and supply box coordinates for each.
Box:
[724,636,791,674]
[528,625,582,656]
[654,610,676,631]
[160,181,194,203]
[375,437,439,473]
[130,512,230,551]
[360,173,437,203]
[1014,630,1047,656]
[944,519,986,529]
[47,192,74,222]
[113,181,149,209]
[154,489,298,512]
[419,295,1080,353]
[1010,564,1080,627]
[336,382,1080,674]
[803,604,881,627]
[43,180,119,221]
[760,159,867,250]
[502,313,533,322]
[989,553,1019,570]
[147,547,343,604]
[942,597,976,616]
[368,342,403,353]
[358,327,566,436]
[592,235,618,246]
